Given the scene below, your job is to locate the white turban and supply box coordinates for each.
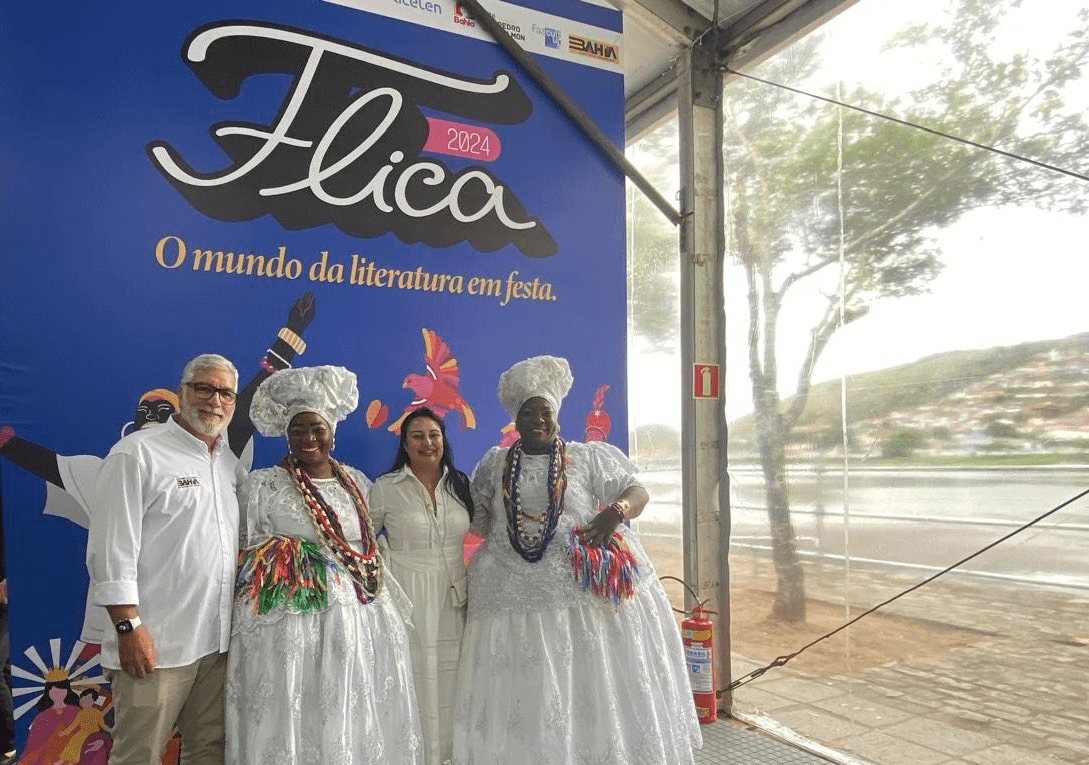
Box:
[250,366,359,437]
[497,356,574,420]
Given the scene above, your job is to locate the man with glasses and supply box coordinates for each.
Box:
[0,293,312,653]
[87,354,243,765]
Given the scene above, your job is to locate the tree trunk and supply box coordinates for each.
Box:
[754,396,807,623]
[737,193,807,623]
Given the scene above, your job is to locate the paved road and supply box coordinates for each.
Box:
[636,467,1089,590]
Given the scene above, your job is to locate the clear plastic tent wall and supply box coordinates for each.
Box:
[627,0,1089,762]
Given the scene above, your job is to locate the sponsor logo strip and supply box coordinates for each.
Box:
[325,0,622,71]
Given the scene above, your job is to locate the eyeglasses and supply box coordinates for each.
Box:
[184,382,237,404]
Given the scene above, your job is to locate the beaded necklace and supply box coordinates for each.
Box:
[502,437,567,562]
[286,454,382,603]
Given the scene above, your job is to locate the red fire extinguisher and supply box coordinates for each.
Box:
[682,601,717,723]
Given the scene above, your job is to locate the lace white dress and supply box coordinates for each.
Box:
[225,466,423,765]
[452,441,702,765]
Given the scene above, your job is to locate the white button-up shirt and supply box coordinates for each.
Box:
[370,465,470,605]
[87,416,242,670]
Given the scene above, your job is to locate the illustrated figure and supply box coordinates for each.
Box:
[453,356,702,763]
[18,675,79,765]
[57,688,111,765]
[370,407,473,764]
[0,388,180,531]
[583,383,612,442]
[227,366,422,764]
[1,565,15,765]
[0,293,314,644]
[87,353,244,765]
[388,328,476,433]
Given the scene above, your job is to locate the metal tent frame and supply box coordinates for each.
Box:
[461,0,857,712]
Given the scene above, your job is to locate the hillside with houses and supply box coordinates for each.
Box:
[727,333,1089,462]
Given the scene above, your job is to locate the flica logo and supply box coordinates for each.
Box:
[148,22,556,258]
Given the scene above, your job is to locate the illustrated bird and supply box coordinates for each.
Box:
[388,328,477,433]
[498,422,520,447]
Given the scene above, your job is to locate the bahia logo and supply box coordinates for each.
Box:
[147,22,556,258]
[569,35,620,64]
[453,4,477,28]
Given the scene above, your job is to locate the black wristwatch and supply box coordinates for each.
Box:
[114,616,142,635]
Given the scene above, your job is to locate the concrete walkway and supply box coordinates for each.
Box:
[724,564,1089,764]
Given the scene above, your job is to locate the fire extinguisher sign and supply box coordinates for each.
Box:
[686,646,714,692]
[688,649,714,693]
[692,363,720,399]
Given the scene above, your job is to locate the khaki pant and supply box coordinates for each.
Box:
[105,652,227,765]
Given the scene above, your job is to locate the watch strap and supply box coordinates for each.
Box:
[114,615,142,634]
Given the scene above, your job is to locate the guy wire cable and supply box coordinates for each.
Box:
[722,67,1089,185]
[725,484,1089,693]
[716,56,1088,693]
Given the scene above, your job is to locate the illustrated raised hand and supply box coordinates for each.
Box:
[286,291,316,334]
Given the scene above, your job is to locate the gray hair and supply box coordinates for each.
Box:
[180,353,239,389]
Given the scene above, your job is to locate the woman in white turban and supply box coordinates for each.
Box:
[226,366,422,764]
[452,356,701,764]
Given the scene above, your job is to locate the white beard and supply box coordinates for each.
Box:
[181,403,232,439]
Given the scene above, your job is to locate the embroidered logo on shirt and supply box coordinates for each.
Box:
[176,476,200,488]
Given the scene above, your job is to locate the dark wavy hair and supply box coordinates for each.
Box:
[38,679,79,713]
[385,407,474,520]
[79,687,101,702]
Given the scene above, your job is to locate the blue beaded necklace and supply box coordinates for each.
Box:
[502,437,567,562]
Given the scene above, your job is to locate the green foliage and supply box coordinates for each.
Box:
[985,420,1020,439]
[628,124,682,350]
[720,0,1089,620]
[882,428,924,458]
[632,423,681,468]
[633,423,681,450]
[728,0,1089,432]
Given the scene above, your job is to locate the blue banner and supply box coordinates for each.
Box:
[0,0,626,754]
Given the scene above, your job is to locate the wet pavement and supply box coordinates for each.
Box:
[723,565,1089,764]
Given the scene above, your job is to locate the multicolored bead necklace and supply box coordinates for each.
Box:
[286,454,382,603]
[502,436,567,562]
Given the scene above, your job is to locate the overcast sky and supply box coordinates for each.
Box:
[628,0,1089,429]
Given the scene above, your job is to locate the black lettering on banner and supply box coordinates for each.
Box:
[147,22,557,258]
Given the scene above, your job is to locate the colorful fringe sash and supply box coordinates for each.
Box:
[568,525,639,607]
[236,535,336,616]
